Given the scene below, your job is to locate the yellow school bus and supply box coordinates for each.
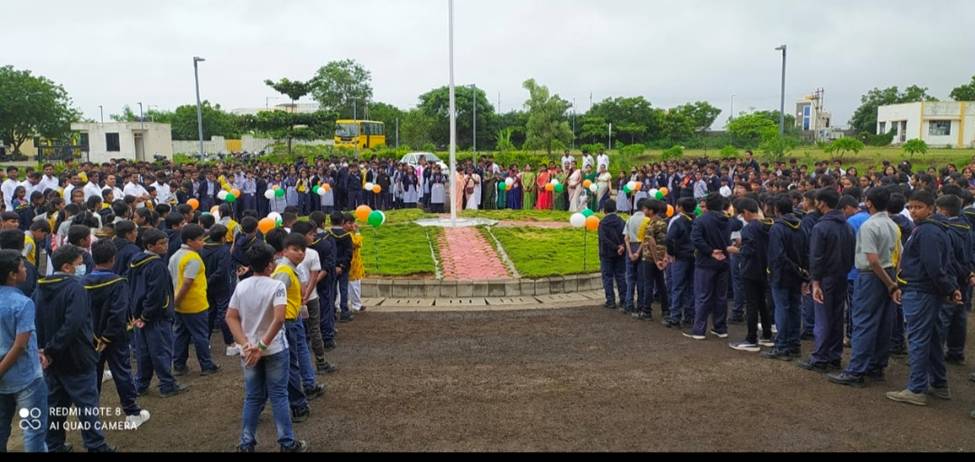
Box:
[334,120,386,149]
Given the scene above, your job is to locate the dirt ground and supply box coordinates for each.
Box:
[49,307,975,452]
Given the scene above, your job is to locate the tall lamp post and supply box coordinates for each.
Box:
[775,45,787,135]
[448,0,457,226]
[98,105,104,124]
[138,102,144,129]
[471,84,477,153]
[193,56,206,157]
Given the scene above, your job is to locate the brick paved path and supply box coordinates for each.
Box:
[439,227,509,280]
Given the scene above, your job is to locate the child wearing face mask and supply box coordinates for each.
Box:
[66,224,95,276]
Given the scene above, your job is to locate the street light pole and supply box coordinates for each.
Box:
[138,102,144,129]
[730,95,735,121]
[572,98,577,151]
[471,84,477,153]
[99,105,103,124]
[775,45,787,135]
[448,0,457,226]
[395,118,400,148]
[193,56,206,157]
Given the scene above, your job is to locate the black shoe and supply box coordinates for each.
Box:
[50,443,73,453]
[237,445,256,453]
[317,360,338,374]
[172,366,188,377]
[281,440,308,453]
[945,356,966,366]
[762,349,795,361]
[201,364,221,376]
[827,372,865,388]
[865,370,887,382]
[637,312,653,321]
[89,444,117,453]
[339,313,354,323]
[304,383,326,400]
[160,383,190,398]
[662,320,680,328]
[324,340,337,351]
[797,360,831,373]
[291,407,310,423]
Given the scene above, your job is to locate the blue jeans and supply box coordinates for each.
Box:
[730,255,745,319]
[318,275,336,342]
[891,301,906,352]
[288,319,317,392]
[174,311,217,371]
[600,256,626,306]
[809,277,847,365]
[45,369,108,451]
[0,377,48,452]
[846,271,895,376]
[624,252,645,312]
[335,272,350,315]
[668,259,694,324]
[771,286,801,353]
[693,266,729,336]
[134,317,178,394]
[97,339,140,416]
[284,321,309,412]
[941,300,968,360]
[240,351,296,450]
[902,290,947,393]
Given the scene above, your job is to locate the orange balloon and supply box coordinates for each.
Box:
[372,185,382,194]
[231,189,241,198]
[635,182,643,191]
[545,184,555,192]
[187,198,200,211]
[583,180,593,189]
[355,205,372,222]
[322,184,332,193]
[585,216,600,232]
[258,218,276,235]
[660,187,669,197]
[666,204,675,218]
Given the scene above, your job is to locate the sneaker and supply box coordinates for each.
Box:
[709,330,729,339]
[317,361,338,374]
[762,349,795,361]
[225,345,241,357]
[126,410,151,430]
[304,384,326,400]
[172,366,188,377]
[827,372,865,388]
[771,325,778,335]
[927,386,952,401]
[281,440,309,453]
[630,312,641,319]
[324,340,337,351]
[160,383,190,398]
[886,389,928,406]
[797,360,831,373]
[291,407,310,423]
[662,320,680,329]
[102,370,113,384]
[682,332,706,341]
[729,341,761,353]
[758,338,775,348]
[201,364,221,376]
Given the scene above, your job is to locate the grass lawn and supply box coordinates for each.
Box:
[487,227,600,278]
[461,209,583,222]
[360,224,440,277]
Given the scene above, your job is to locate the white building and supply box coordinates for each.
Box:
[876,101,975,148]
[795,89,839,141]
[71,122,173,163]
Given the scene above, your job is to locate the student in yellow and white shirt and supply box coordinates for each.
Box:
[168,224,220,376]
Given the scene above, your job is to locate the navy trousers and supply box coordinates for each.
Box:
[809,276,847,365]
[668,259,695,324]
[45,370,108,451]
[134,317,178,394]
[600,255,626,307]
[96,339,140,416]
[692,266,729,336]
[174,311,217,372]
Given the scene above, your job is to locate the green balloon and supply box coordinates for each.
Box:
[311,186,320,195]
[368,210,384,228]
[555,184,565,193]
[498,181,506,191]
[581,208,594,218]
[275,188,285,198]
[622,185,631,194]
[225,193,237,203]
[276,218,283,227]
[655,191,665,200]
[695,206,703,217]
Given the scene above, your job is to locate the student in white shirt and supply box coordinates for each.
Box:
[597,151,610,171]
[582,152,595,170]
[2,166,20,212]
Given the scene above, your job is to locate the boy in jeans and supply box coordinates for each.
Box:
[0,250,47,452]
[226,242,307,452]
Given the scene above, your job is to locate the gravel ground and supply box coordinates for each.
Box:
[41,307,975,452]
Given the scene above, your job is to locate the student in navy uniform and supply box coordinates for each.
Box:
[728,206,746,324]
[728,198,775,352]
[887,190,959,406]
[34,246,115,452]
[84,239,151,430]
[798,188,854,372]
[329,212,354,323]
[799,190,823,340]
[933,193,973,366]
[685,193,732,340]
[111,220,141,277]
[201,224,236,357]
[130,229,189,398]
[598,201,626,310]
[309,212,338,350]
[66,225,94,275]
[665,198,697,328]
[763,195,807,360]
[231,217,261,281]
[887,192,914,356]
[163,212,184,264]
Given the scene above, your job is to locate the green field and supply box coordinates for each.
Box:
[487,227,600,278]
[360,224,440,277]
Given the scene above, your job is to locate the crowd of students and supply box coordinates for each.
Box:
[0,158,376,452]
[598,153,975,417]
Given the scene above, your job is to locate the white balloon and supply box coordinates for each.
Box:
[364,182,375,192]
[649,189,659,197]
[505,178,514,187]
[264,189,275,200]
[267,212,282,223]
[317,186,328,196]
[217,190,228,200]
[550,179,560,186]
[589,184,599,194]
[627,181,637,191]
[570,213,586,228]
[720,186,732,198]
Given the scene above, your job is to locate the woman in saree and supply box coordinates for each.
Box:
[567,163,583,212]
[522,164,536,210]
[536,165,552,210]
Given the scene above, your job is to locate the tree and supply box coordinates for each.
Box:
[398,109,435,150]
[671,101,722,134]
[659,109,696,142]
[825,137,865,162]
[240,110,335,154]
[902,139,928,159]
[0,66,78,155]
[167,102,242,141]
[521,79,574,155]
[264,78,311,112]
[366,102,405,147]
[309,59,373,119]
[950,75,975,102]
[759,132,797,163]
[726,113,778,148]
[495,128,517,152]
[850,86,938,135]
[586,97,659,144]
[578,115,608,144]
[417,85,496,150]
[496,110,529,149]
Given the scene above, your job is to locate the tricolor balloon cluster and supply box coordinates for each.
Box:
[622,183,669,200]
[355,205,386,229]
[569,208,599,231]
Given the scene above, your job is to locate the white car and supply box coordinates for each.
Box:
[401,152,448,171]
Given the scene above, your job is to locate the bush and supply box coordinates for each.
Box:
[719,145,738,159]
[903,139,928,158]
[619,144,646,157]
[759,133,797,163]
[862,130,895,147]
[580,143,605,154]
[661,145,684,161]
[825,138,864,162]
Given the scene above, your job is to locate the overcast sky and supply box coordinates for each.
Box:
[4,0,974,129]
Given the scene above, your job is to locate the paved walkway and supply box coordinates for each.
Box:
[439,227,510,281]
[361,291,605,313]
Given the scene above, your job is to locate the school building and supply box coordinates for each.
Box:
[876,101,975,148]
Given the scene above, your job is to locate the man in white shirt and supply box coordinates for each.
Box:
[18,173,41,201]
[2,166,20,211]
[561,151,574,170]
[152,175,174,205]
[582,152,595,170]
[39,163,60,193]
[104,174,124,202]
[123,173,149,201]
[83,175,102,201]
[597,151,610,171]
